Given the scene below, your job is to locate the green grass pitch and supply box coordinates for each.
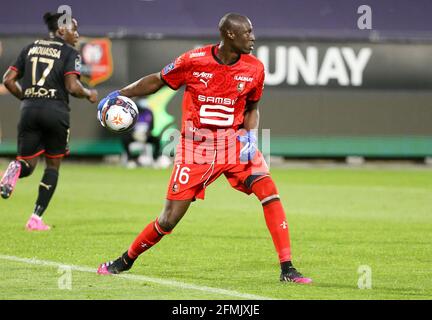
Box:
[0,163,431,299]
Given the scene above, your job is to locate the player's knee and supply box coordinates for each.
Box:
[156,215,175,233]
[250,176,280,205]
[157,207,178,232]
[45,158,62,171]
[158,200,190,232]
[18,159,35,178]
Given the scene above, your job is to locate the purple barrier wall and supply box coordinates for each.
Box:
[0,0,432,40]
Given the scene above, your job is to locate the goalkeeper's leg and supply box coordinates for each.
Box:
[251,176,312,284]
[97,199,191,274]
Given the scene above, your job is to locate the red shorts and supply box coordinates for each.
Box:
[166,139,269,201]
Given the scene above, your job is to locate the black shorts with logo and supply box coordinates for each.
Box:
[17,99,70,160]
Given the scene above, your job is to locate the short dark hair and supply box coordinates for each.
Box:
[43,12,63,32]
[218,13,250,35]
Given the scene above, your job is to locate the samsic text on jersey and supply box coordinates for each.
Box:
[160,45,265,135]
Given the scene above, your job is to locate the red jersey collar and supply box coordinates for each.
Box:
[211,45,241,66]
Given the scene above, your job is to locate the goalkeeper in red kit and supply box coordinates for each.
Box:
[97,13,311,283]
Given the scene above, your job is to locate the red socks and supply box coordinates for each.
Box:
[251,177,292,262]
[127,177,292,263]
[127,219,171,259]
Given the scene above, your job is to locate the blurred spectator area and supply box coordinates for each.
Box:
[1,1,432,158]
[1,0,432,41]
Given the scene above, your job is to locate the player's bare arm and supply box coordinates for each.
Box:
[2,68,23,100]
[243,101,260,130]
[65,73,98,103]
[119,72,165,98]
[97,73,164,126]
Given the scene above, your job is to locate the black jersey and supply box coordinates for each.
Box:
[10,37,81,106]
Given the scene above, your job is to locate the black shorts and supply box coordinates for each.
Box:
[17,99,70,160]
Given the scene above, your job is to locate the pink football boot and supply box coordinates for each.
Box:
[0,160,21,199]
[25,214,51,231]
[280,267,313,284]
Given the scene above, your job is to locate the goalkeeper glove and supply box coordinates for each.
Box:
[97,90,120,125]
[237,130,257,162]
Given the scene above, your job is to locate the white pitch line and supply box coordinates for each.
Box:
[0,254,275,300]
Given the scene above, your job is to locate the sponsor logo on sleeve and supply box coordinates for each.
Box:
[75,55,82,72]
[162,61,175,75]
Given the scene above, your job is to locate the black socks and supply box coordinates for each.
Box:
[122,251,136,266]
[281,260,294,273]
[33,168,59,217]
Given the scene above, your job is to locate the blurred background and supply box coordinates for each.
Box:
[1,0,431,162]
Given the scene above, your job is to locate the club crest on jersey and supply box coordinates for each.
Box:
[237,82,245,92]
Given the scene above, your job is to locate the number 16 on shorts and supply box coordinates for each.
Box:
[173,165,191,185]
[169,165,191,196]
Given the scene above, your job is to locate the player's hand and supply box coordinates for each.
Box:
[237,130,257,162]
[87,89,98,103]
[97,90,119,124]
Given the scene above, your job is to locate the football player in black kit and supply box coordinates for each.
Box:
[0,12,97,231]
